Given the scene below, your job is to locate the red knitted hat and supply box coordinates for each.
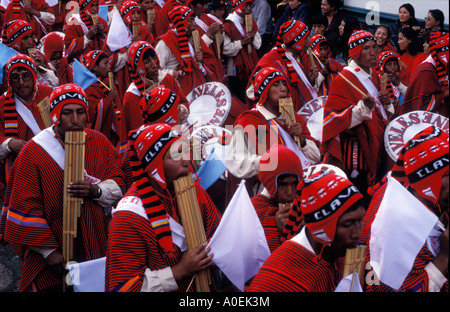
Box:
[300,171,363,245]
[169,5,194,72]
[258,145,303,198]
[82,50,108,71]
[79,0,95,15]
[140,86,179,125]
[310,34,329,60]
[391,125,449,206]
[1,20,33,52]
[43,32,65,61]
[127,41,158,95]
[348,30,376,60]
[120,0,141,26]
[49,83,89,125]
[232,0,252,13]
[253,67,289,104]
[429,32,449,87]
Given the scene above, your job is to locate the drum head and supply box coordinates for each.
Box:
[384,111,449,161]
[303,164,348,180]
[190,125,231,168]
[297,96,327,142]
[185,82,232,129]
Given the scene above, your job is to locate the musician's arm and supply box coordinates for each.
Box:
[350,99,373,128]
[140,267,179,292]
[425,262,447,292]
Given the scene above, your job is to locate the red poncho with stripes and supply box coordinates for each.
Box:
[399,61,449,118]
[105,182,222,292]
[322,68,387,186]
[360,182,449,292]
[247,239,343,292]
[2,128,126,292]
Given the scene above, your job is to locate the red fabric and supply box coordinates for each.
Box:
[223,16,259,82]
[153,0,178,38]
[4,0,52,40]
[248,240,344,291]
[2,128,125,292]
[322,68,387,185]
[251,194,282,253]
[105,182,221,292]
[400,61,448,117]
[399,51,426,85]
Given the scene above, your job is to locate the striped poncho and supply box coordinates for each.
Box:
[2,128,126,292]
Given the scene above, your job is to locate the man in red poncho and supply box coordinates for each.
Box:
[0,83,126,292]
[42,32,74,85]
[400,32,449,118]
[322,30,393,204]
[105,123,222,292]
[248,170,365,292]
[0,54,52,201]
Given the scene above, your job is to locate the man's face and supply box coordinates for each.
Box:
[329,205,365,257]
[187,15,197,35]
[20,33,35,53]
[191,2,207,17]
[242,1,253,15]
[90,1,99,14]
[275,175,299,204]
[162,139,191,189]
[143,53,159,79]
[312,24,326,35]
[50,51,63,70]
[93,57,112,79]
[139,0,154,11]
[132,10,141,22]
[56,103,88,140]
[357,40,377,69]
[319,44,329,59]
[9,68,35,100]
[383,59,399,75]
[266,79,288,107]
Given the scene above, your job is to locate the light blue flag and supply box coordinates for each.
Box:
[196,147,227,190]
[99,5,109,22]
[72,59,98,89]
[0,43,19,82]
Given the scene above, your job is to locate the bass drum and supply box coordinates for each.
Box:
[297,96,327,143]
[384,110,449,161]
[303,163,348,180]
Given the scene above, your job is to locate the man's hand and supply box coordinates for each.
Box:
[67,181,99,198]
[378,90,391,107]
[46,250,66,274]
[275,204,291,234]
[8,139,27,154]
[171,243,214,281]
[362,95,376,110]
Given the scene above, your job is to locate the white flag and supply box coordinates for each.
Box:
[106,7,132,52]
[67,257,106,292]
[207,180,270,291]
[369,175,439,290]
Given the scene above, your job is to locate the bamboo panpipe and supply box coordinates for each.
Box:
[343,245,366,291]
[132,21,141,36]
[279,98,302,149]
[308,47,316,71]
[245,14,252,53]
[37,96,52,128]
[191,30,202,61]
[147,9,155,24]
[173,175,210,292]
[145,82,160,93]
[214,32,221,58]
[380,73,388,92]
[62,131,86,286]
[108,72,114,90]
[28,48,36,57]
[91,14,98,25]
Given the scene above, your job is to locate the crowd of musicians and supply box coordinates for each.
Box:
[0,0,448,292]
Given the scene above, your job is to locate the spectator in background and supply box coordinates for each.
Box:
[334,16,359,65]
[374,25,396,55]
[397,27,426,85]
[252,0,274,57]
[273,0,311,42]
[311,14,339,60]
[389,3,422,50]
[320,0,344,36]
[423,9,445,33]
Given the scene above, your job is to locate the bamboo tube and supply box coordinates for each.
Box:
[147,9,155,24]
[132,21,141,36]
[380,73,388,92]
[91,13,98,25]
[28,48,36,57]
[173,175,210,292]
[308,47,316,71]
[108,72,114,90]
[245,14,252,53]
[37,96,52,128]
[279,98,302,149]
[343,245,366,291]
[214,32,221,58]
[191,30,202,61]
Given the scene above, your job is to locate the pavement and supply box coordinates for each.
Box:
[0,243,21,292]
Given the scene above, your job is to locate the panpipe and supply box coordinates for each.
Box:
[279,98,302,149]
[245,14,252,53]
[145,82,160,93]
[108,72,114,90]
[214,32,221,58]
[62,131,86,287]
[37,96,52,128]
[147,9,155,24]
[191,30,202,61]
[132,21,141,36]
[380,73,388,92]
[343,245,366,291]
[173,175,211,292]
[91,13,98,25]
[28,48,36,57]
[308,47,316,71]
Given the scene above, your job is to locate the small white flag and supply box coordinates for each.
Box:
[207,180,270,291]
[106,7,132,52]
[67,257,106,292]
[369,175,439,290]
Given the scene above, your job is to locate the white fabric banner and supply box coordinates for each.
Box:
[207,179,270,291]
[369,174,439,290]
[106,7,132,52]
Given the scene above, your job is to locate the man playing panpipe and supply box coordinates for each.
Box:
[251,145,304,253]
[361,125,448,292]
[225,67,320,200]
[400,32,449,118]
[248,170,365,292]
[0,84,126,292]
[105,123,222,292]
[0,54,52,201]
[322,30,393,205]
